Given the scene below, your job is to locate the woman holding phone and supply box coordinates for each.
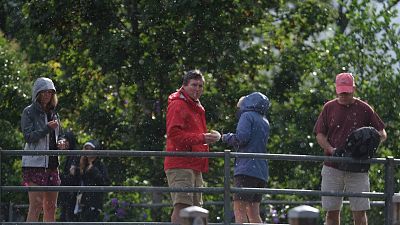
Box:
[77,140,110,221]
[21,77,61,222]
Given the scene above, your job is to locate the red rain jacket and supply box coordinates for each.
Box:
[164,88,209,172]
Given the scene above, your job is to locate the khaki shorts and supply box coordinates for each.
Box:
[166,169,203,206]
[321,165,370,211]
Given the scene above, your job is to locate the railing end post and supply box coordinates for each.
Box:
[288,205,319,225]
[223,149,231,225]
[180,206,209,225]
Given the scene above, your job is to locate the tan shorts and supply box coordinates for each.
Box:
[166,169,203,206]
[321,165,370,211]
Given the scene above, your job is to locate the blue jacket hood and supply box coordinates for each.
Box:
[240,92,270,115]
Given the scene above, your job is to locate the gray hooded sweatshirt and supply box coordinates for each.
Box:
[21,77,60,168]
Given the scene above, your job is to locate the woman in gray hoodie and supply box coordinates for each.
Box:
[21,77,61,222]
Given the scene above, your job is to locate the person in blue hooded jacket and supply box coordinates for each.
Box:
[222,92,270,223]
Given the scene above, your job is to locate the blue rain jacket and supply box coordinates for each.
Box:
[222,92,270,181]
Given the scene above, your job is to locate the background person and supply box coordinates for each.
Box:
[57,131,80,222]
[78,140,111,222]
[314,72,387,225]
[164,70,220,224]
[222,92,270,223]
[21,77,61,222]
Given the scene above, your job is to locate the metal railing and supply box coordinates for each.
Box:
[1,149,399,225]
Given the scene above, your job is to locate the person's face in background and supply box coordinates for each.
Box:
[57,138,70,150]
[83,144,96,162]
[83,145,94,151]
[183,79,204,101]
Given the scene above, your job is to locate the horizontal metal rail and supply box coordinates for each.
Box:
[1,149,397,225]
[0,150,394,164]
[1,186,385,199]
[9,199,386,209]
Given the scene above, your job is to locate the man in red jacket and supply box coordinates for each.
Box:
[164,70,220,224]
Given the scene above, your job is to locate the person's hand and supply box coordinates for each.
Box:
[79,156,88,174]
[327,147,336,155]
[204,131,221,144]
[210,130,221,139]
[86,157,96,171]
[47,120,58,130]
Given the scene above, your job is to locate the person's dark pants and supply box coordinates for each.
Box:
[80,206,101,222]
[59,195,78,222]
[59,203,78,222]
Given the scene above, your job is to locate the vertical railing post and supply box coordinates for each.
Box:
[384,156,395,225]
[224,150,231,225]
[392,194,400,224]
[8,202,13,222]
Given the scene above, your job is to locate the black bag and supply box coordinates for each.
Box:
[334,127,381,172]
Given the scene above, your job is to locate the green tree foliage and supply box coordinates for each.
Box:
[1,0,399,223]
[0,33,29,201]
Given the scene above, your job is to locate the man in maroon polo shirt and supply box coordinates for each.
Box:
[314,73,387,225]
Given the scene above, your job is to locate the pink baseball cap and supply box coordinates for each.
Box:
[335,73,355,94]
